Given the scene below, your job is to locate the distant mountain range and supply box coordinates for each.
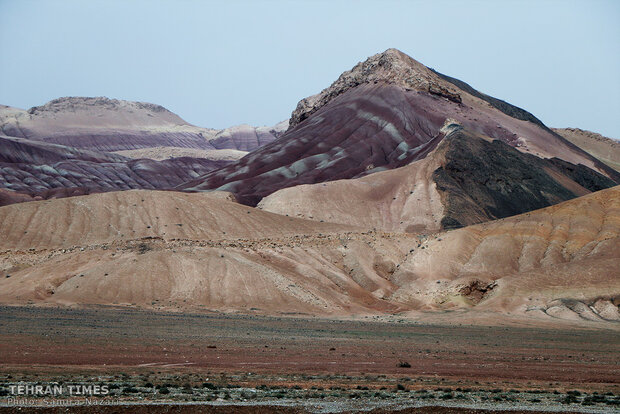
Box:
[0,98,286,205]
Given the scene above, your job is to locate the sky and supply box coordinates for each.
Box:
[0,0,619,137]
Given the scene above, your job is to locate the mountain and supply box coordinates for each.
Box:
[0,134,229,200]
[0,187,617,322]
[0,98,284,152]
[209,121,289,151]
[180,49,619,206]
[0,98,216,152]
[0,98,285,205]
[259,124,616,232]
[552,127,620,172]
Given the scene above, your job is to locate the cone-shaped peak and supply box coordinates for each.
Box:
[289,49,461,129]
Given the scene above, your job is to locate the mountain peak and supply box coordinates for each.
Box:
[289,49,461,129]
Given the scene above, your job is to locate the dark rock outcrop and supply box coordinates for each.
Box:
[432,129,617,229]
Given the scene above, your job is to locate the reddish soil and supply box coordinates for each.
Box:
[0,306,618,392]
[0,405,591,414]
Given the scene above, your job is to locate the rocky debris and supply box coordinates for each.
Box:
[288,48,461,129]
[458,280,497,304]
[555,127,619,146]
[428,84,462,103]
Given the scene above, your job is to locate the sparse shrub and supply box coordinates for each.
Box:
[158,387,170,394]
[606,397,620,405]
[561,394,579,404]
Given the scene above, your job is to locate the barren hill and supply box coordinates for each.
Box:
[0,100,286,205]
[0,187,617,323]
[553,127,620,172]
[391,186,620,322]
[0,134,230,196]
[0,98,283,152]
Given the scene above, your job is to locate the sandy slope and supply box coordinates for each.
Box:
[0,98,217,151]
[258,140,446,233]
[391,186,620,321]
[0,188,617,324]
[114,147,248,161]
[0,190,352,250]
[553,127,620,171]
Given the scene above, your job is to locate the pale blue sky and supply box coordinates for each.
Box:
[1,0,619,137]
